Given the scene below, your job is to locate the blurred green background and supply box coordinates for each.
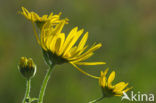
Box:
[0,0,156,103]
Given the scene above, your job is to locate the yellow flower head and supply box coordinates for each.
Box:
[20,6,68,29]
[99,68,131,97]
[35,20,105,79]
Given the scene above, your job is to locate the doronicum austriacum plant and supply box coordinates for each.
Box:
[18,7,131,103]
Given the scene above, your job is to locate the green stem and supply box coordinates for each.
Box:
[22,80,31,103]
[38,64,55,103]
[89,96,104,103]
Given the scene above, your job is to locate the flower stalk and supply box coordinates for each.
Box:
[88,96,104,103]
[22,80,31,103]
[38,64,55,103]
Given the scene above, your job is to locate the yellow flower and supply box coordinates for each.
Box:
[34,20,106,79]
[20,6,68,29]
[21,6,60,23]
[99,68,131,97]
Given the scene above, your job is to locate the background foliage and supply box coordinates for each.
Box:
[0,0,156,102]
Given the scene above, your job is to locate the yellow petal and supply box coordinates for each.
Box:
[55,38,62,54]
[63,29,84,56]
[82,43,102,56]
[56,33,65,55]
[99,69,109,87]
[31,12,40,21]
[42,15,48,20]
[123,87,132,93]
[68,46,78,56]
[75,62,106,65]
[119,83,129,91]
[70,62,99,79]
[114,82,129,92]
[114,90,123,94]
[50,35,58,53]
[115,94,122,96]
[32,22,41,46]
[45,35,54,49]
[103,68,109,76]
[52,20,66,35]
[70,43,102,61]
[70,52,94,62]
[114,82,125,89]
[50,18,60,24]
[48,12,53,18]
[115,87,131,96]
[77,32,88,51]
[40,28,47,50]
[21,7,31,19]
[99,74,107,87]
[70,45,88,58]
[107,71,115,88]
[100,71,104,76]
[61,27,78,54]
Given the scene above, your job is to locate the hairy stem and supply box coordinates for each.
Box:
[38,64,55,103]
[22,80,31,103]
[88,96,104,103]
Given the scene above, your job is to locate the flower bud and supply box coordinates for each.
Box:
[18,57,36,80]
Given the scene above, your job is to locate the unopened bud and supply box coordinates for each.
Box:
[18,57,36,80]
